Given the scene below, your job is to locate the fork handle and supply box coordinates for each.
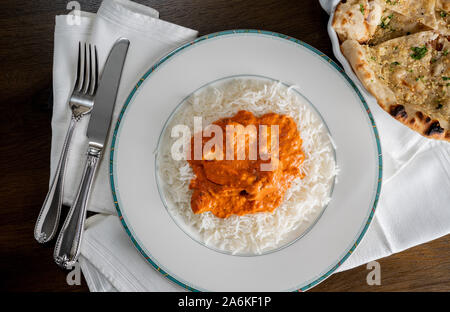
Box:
[54,146,100,269]
[34,117,78,243]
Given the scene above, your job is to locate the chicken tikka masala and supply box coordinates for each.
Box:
[188,110,305,218]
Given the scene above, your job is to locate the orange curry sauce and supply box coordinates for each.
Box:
[188,110,305,218]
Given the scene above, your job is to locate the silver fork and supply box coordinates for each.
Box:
[34,42,98,243]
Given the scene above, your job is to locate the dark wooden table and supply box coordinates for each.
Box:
[1,0,449,292]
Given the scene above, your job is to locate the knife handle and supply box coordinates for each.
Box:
[54,146,100,269]
[34,117,78,244]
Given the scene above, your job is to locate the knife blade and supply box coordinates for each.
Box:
[54,38,130,269]
[87,38,130,148]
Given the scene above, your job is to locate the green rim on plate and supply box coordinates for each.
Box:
[109,29,383,292]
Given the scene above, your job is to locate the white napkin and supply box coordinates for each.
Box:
[51,0,450,291]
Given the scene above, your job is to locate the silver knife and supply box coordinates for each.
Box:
[54,38,130,269]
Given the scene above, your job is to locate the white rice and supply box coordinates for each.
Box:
[156,78,337,255]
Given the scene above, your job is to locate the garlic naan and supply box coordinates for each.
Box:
[333,0,449,141]
[342,31,449,140]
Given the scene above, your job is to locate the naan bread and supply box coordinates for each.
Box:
[334,0,443,44]
[333,0,449,140]
[341,31,450,141]
[368,10,429,45]
[333,0,383,43]
[374,0,439,29]
[436,0,450,35]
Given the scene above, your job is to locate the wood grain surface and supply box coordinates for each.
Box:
[1,0,449,292]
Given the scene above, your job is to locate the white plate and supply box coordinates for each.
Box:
[110,30,382,291]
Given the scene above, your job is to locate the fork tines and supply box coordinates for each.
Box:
[74,42,98,96]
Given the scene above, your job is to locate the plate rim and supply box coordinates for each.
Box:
[109,29,383,292]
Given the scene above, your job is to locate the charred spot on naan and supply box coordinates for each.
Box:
[397,109,448,140]
[389,104,408,119]
[426,121,445,135]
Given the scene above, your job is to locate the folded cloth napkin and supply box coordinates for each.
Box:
[51,0,450,291]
